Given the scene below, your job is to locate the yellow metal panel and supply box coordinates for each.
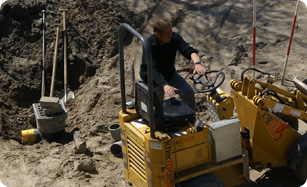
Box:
[172,129,208,150]
[128,168,148,187]
[148,138,175,187]
[145,128,212,187]
[125,122,145,143]
[175,143,209,172]
[231,90,258,140]
[205,88,234,121]
[120,118,149,187]
[171,129,211,173]
[257,96,307,121]
[217,96,234,120]
[119,109,140,127]
[251,115,285,168]
[232,86,301,169]
[252,110,301,168]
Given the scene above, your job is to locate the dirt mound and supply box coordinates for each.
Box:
[0,0,142,140]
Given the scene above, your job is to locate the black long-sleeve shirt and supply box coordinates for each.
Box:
[140,32,198,88]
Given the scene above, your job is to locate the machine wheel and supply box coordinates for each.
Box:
[180,174,225,187]
[296,154,307,185]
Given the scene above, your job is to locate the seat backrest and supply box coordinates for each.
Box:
[135,81,163,122]
[135,81,195,131]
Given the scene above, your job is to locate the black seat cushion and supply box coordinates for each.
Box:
[162,98,195,124]
[135,81,195,131]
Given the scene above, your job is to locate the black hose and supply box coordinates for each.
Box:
[260,89,293,107]
[241,68,273,81]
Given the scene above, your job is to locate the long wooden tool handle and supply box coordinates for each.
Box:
[50,26,60,97]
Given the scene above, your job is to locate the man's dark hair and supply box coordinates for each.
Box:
[153,18,172,34]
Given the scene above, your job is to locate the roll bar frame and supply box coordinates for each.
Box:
[118,23,156,138]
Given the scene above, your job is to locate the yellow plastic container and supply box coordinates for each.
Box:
[21,129,41,144]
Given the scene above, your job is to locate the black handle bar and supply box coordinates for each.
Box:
[118,23,156,138]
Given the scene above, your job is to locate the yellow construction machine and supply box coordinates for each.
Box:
[232,68,307,184]
[193,67,307,185]
[117,24,249,187]
[117,23,307,186]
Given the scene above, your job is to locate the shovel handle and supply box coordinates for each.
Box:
[50,26,60,97]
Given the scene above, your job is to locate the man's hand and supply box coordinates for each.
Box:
[191,53,206,75]
[163,84,178,98]
[193,64,206,75]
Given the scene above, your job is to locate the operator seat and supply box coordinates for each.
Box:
[135,81,195,131]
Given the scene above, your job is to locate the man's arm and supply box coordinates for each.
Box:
[191,52,206,75]
[173,33,206,75]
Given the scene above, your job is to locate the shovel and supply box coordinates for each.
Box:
[59,8,74,102]
[38,25,64,115]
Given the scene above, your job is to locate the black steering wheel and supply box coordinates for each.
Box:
[189,70,225,93]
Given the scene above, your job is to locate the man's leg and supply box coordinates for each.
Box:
[168,72,195,111]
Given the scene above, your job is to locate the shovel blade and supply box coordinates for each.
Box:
[67,91,75,100]
[59,90,75,103]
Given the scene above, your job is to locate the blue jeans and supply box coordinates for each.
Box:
[153,71,195,111]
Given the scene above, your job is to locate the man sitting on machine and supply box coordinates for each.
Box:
[139,18,206,112]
